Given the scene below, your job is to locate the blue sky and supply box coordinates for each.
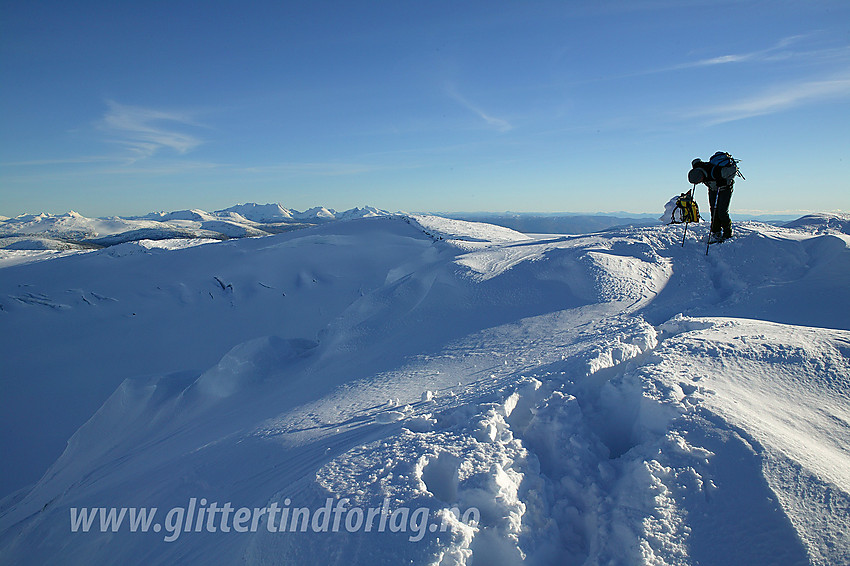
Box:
[2,0,849,217]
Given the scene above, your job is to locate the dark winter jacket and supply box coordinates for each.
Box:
[690,160,734,191]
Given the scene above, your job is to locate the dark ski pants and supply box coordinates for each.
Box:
[708,188,733,237]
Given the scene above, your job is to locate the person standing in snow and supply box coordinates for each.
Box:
[688,152,739,242]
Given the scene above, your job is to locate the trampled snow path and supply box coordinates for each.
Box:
[0,214,848,565]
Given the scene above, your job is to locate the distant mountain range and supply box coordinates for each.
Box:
[0,205,389,251]
[2,204,844,252]
[440,212,659,234]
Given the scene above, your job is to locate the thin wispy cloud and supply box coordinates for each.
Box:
[99,101,205,162]
[687,73,850,125]
[602,34,838,81]
[678,34,809,69]
[445,84,513,132]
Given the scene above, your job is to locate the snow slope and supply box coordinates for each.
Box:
[0,214,848,565]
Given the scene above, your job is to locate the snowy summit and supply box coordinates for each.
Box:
[0,212,848,565]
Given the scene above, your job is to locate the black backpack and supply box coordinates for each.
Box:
[708,151,741,182]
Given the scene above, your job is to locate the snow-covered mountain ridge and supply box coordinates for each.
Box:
[0,213,848,565]
[0,204,390,254]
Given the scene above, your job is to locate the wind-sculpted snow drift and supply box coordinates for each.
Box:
[0,213,848,565]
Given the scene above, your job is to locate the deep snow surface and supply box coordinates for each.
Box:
[0,213,848,565]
